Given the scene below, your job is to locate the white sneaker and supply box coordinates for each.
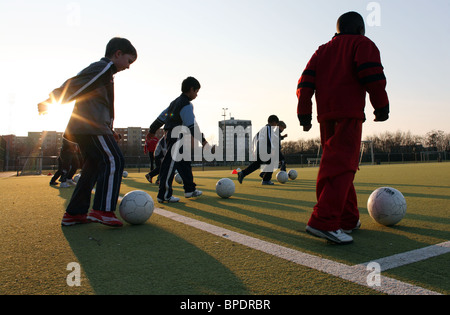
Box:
[60,182,71,188]
[157,196,180,203]
[342,220,361,234]
[306,226,353,245]
[185,190,202,198]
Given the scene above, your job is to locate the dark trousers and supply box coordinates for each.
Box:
[148,152,155,171]
[157,134,196,200]
[148,156,163,179]
[66,134,124,215]
[242,158,273,181]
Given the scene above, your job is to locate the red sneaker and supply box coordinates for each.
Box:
[87,210,123,227]
[61,213,89,226]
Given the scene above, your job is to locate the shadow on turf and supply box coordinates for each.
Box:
[62,223,250,295]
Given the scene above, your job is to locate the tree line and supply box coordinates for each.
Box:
[281,130,450,155]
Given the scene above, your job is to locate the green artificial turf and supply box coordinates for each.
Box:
[0,162,448,295]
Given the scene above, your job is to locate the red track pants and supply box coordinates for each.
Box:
[307,119,363,231]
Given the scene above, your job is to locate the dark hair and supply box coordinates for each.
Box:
[278,121,286,129]
[268,115,279,124]
[337,12,365,35]
[105,37,137,58]
[181,77,201,93]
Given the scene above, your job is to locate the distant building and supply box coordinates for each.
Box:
[218,117,252,163]
[114,127,149,157]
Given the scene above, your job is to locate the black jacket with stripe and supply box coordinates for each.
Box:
[49,57,117,141]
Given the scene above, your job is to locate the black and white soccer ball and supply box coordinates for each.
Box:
[119,190,154,225]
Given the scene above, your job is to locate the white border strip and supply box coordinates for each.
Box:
[356,241,450,272]
[154,208,444,295]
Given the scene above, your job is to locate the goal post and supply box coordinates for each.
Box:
[360,140,375,165]
[308,140,375,167]
[17,154,58,176]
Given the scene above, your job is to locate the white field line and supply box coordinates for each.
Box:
[154,208,446,295]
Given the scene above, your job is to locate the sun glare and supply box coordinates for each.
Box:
[39,100,75,132]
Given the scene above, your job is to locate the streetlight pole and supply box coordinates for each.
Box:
[222,108,228,165]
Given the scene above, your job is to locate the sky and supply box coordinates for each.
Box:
[1,0,449,144]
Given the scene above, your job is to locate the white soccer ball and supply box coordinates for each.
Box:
[288,170,298,180]
[216,178,235,199]
[123,171,128,178]
[276,171,289,184]
[175,173,183,184]
[367,187,407,226]
[73,174,81,183]
[119,190,154,225]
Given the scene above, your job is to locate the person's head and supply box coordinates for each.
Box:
[182,77,201,100]
[278,121,286,132]
[105,37,137,72]
[267,115,279,126]
[336,12,365,36]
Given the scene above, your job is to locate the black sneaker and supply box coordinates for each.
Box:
[237,172,244,184]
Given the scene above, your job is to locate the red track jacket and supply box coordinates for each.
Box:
[297,34,389,126]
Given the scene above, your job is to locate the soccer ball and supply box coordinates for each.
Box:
[73,174,81,183]
[119,190,154,225]
[367,187,407,226]
[276,171,289,184]
[175,173,183,184]
[123,171,128,178]
[216,178,235,199]
[288,170,298,180]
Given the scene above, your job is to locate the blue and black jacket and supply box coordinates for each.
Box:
[149,94,205,143]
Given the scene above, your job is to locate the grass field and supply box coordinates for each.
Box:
[1,162,449,296]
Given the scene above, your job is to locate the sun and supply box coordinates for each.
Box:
[38,100,75,132]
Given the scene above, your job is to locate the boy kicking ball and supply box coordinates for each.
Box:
[38,38,137,227]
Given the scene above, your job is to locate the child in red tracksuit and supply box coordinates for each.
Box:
[297,12,390,244]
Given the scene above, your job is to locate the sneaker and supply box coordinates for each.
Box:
[237,172,245,184]
[306,225,353,245]
[60,182,71,188]
[342,220,361,234]
[50,181,58,186]
[87,210,123,227]
[145,173,152,183]
[66,179,76,186]
[261,181,274,185]
[157,196,180,203]
[185,190,202,198]
[61,213,89,226]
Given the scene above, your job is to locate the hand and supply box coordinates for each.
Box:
[113,131,122,142]
[303,124,312,132]
[38,100,50,115]
[374,113,389,122]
